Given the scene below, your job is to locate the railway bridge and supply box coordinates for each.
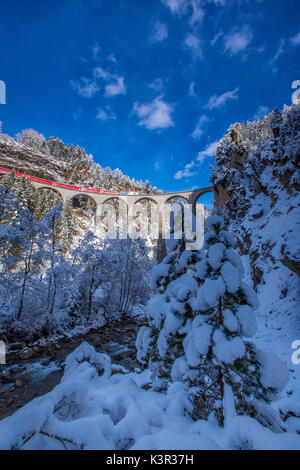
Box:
[0,167,213,258]
[31,180,212,217]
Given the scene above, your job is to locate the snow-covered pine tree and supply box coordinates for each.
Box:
[14,175,35,212]
[136,235,203,392]
[16,128,48,151]
[270,107,283,138]
[1,171,35,214]
[59,199,76,253]
[137,215,288,429]
[179,215,289,428]
[34,189,62,221]
[1,168,17,192]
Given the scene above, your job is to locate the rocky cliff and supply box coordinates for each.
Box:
[212,103,300,410]
[0,131,159,194]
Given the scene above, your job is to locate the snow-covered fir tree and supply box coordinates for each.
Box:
[14,175,35,212]
[1,168,18,192]
[16,128,48,151]
[136,236,201,391]
[59,199,76,253]
[34,189,61,220]
[137,215,288,429]
[1,171,36,213]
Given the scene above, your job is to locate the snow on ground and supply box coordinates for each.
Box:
[240,252,300,435]
[239,189,300,424]
[0,342,299,450]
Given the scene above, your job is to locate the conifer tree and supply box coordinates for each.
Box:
[136,236,202,391]
[1,171,35,213]
[14,176,35,212]
[1,169,17,192]
[137,215,288,429]
[34,189,62,221]
[59,200,76,253]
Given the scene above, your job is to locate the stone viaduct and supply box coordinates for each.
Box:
[30,180,213,216]
[0,166,213,259]
[31,180,213,260]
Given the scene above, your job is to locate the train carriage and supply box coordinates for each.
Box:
[0,167,120,195]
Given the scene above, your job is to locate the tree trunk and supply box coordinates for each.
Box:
[17,242,33,320]
[17,270,27,320]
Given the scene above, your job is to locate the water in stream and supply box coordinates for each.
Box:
[0,320,141,421]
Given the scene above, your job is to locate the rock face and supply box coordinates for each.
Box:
[212,104,299,283]
[0,134,65,182]
[211,103,300,395]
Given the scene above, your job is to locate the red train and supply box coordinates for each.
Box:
[0,167,119,195]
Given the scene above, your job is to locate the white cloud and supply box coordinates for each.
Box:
[94,66,127,96]
[291,30,300,46]
[70,77,100,98]
[94,67,127,97]
[197,141,218,163]
[96,106,116,121]
[273,38,286,62]
[71,51,127,99]
[92,41,101,59]
[174,160,197,180]
[267,31,299,74]
[93,66,110,81]
[268,38,286,72]
[105,76,127,97]
[188,81,197,97]
[189,1,204,26]
[162,0,204,26]
[184,33,203,59]
[224,26,253,55]
[77,56,88,63]
[150,21,168,43]
[209,0,227,4]
[161,0,189,16]
[132,96,174,130]
[174,138,219,179]
[149,78,168,93]
[191,115,209,140]
[253,105,269,121]
[154,161,162,170]
[205,87,239,110]
[210,31,223,46]
[107,53,117,63]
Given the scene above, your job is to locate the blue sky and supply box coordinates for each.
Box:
[0,0,299,201]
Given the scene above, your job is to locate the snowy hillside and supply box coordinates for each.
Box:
[212,103,300,426]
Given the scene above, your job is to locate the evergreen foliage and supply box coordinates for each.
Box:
[137,215,288,430]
